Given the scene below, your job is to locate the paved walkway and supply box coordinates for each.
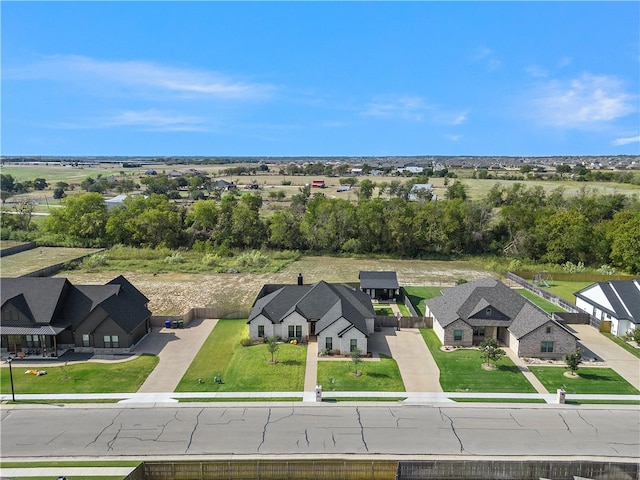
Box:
[572,324,640,390]
[503,347,549,394]
[303,339,318,402]
[135,318,218,393]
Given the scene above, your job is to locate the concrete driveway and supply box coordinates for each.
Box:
[134,318,218,393]
[571,324,640,390]
[369,328,441,392]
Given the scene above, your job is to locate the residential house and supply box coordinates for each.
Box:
[425,278,577,359]
[248,276,375,354]
[359,271,400,300]
[574,279,640,336]
[408,184,435,201]
[1,275,151,357]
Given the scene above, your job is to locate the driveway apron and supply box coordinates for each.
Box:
[572,324,640,390]
[135,318,218,393]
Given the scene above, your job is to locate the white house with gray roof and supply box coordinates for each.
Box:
[574,279,640,336]
[425,278,577,359]
[248,279,375,354]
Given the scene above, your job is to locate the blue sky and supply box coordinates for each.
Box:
[2,1,639,157]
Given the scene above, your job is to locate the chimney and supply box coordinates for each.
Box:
[297,273,303,285]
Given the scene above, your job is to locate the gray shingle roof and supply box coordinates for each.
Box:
[359,271,400,290]
[248,281,374,336]
[1,277,70,325]
[426,278,565,338]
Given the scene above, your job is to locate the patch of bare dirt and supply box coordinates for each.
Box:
[59,256,491,315]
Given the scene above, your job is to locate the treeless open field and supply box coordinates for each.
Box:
[59,256,493,315]
[0,247,101,277]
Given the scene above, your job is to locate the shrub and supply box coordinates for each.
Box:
[83,253,108,270]
[240,337,253,347]
[235,250,270,269]
[597,264,616,275]
[562,261,585,273]
[164,252,185,264]
[202,253,218,266]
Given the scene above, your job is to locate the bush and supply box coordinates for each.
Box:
[240,337,253,347]
[597,264,616,275]
[202,253,218,266]
[562,261,585,273]
[164,252,185,264]
[82,253,108,270]
[235,250,270,269]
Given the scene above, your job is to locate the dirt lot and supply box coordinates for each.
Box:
[60,256,493,315]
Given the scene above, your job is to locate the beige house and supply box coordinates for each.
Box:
[425,278,577,359]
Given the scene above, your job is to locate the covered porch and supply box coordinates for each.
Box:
[1,325,67,359]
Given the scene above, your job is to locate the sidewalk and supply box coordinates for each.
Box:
[503,347,549,394]
[0,466,136,478]
[302,339,318,402]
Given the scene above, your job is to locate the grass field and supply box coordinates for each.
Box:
[317,355,405,392]
[0,246,102,277]
[420,329,536,393]
[403,286,445,315]
[516,289,566,313]
[602,333,640,359]
[537,281,592,304]
[529,366,640,395]
[0,355,158,394]
[174,319,306,392]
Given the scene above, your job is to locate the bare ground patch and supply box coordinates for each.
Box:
[59,256,492,315]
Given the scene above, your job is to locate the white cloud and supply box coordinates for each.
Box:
[471,45,502,71]
[107,109,207,131]
[526,64,548,78]
[8,54,274,100]
[446,134,462,142]
[612,135,640,146]
[530,73,637,129]
[362,95,428,121]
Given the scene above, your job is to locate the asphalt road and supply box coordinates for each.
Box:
[1,403,638,460]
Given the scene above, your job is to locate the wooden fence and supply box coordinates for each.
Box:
[151,306,250,328]
[141,459,398,480]
[374,316,430,329]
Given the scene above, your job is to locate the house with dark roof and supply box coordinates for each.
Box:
[425,278,577,359]
[248,276,375,354]
[1,275,151,357]
[574,279,640,336]
[359,271,400,300]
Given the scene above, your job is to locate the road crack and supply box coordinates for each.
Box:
[355,407,369,452]
[257,408,271,452]
[185,408,203,453]
[441,410,465,454]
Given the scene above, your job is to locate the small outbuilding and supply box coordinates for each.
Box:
[359,271,400,300]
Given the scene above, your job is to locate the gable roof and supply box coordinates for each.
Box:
[1,277,70,325]
[249,281,374,336]
[0,276,150,334]
[575,279,640,324]
[359,271,400,290]
[426,278,571,338]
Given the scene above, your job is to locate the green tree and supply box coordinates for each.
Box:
[267,337,279,364]
[358,179,375,201]
[33,178,48,190]
[351,347,362,376]
[606,211,640,274]
[44,193,108,244]
[445,180,467,201]
[564,348,583,375]
[479,338,505,367]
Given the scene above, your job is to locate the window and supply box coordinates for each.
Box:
[104,335,119,348]
[473,326,485,336]
[454,330,463,341]
[485,308,492,317]
[541,341,554,353]
[325,337,333,351]
[350,339,358,352]
[258,325,264,338]
[25,335,41,348]
[288,325,302,340]
[546,326,552,334]
[82,334,90,347]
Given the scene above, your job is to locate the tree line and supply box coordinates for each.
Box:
[1,181,639,274]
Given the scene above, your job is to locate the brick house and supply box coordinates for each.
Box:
[425,278,577,359]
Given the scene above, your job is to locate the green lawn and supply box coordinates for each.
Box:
[317,355,405,392]
[420,329,536,393]
[516,289,566,313]
[602,333,640,359]
[174,319,306,392]
[541,281,592,304]
[0,355,158,394]
[403,286,444,316]
[529,366,640,395]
